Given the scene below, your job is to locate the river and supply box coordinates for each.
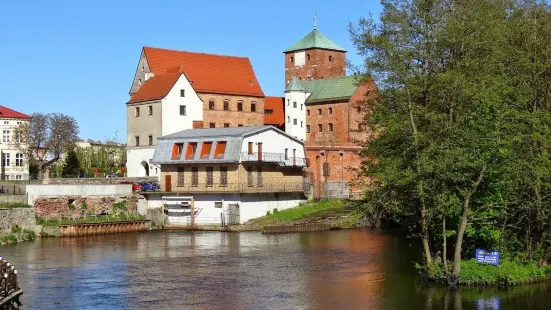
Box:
[0,229,549,309]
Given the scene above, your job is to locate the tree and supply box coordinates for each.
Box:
[16,113,79,179]
[61,148,81,178]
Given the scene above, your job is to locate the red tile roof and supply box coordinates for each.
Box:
[264,96,285,127]
[128,73,182,104]
[143,47,264,98]
[0,105,31,119]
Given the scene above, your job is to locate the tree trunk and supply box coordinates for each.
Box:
[443,212,449,275]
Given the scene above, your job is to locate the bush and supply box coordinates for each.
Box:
[10,226,22,233]
[265,210,271,216]
[112,201,127,213]
[0,234,18,244]
[272,208,279,214]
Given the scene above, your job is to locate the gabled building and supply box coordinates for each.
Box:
[0,105,31,180]
[263,96,285,131]
[146,126,308,225]
[126,47,265,177]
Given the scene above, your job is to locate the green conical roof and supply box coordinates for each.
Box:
[285,77,305,92]
[284,29,346,53]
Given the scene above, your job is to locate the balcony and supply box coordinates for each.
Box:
[164,182,310,194]
[239,152,309,167]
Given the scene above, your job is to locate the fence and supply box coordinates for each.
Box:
[0,185,25,196]
[0,257,22,307]
[166,182,310,194]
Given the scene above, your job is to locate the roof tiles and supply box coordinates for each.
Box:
[128,73,181,104]
[264,96,285,127]
[0,105,31,119]
[284,29,346,53]
[143,47,264,98]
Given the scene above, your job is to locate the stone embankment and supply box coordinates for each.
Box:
[0,208,36,233]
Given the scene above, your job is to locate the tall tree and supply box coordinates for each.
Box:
[16,113,79,179]
[62,148,81,177]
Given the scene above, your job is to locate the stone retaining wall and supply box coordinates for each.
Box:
[0,208,36,233]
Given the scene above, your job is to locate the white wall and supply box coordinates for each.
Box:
[145,193,305,225]
[284,91,308,141]
[127,147,159,177]
[161,74,203,136]
[241,128,306,159]
[27,184,132,205]
[0,118,29,180]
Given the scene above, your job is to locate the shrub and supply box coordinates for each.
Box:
[265,210,271,216]
[0,203,32,209]
[272,208,279,214]
[0,235,18,244]
[10,226,22,233]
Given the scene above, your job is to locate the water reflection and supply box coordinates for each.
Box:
[0,230,549,309]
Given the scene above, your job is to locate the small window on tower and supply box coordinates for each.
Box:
[287,100,290,106]
[329,55,333,61]
[307,54,311,60]
[318,109,322,115]
[306,125,310,133]
[307,109,310,116]
[148,105,153,116]
[293,102,297,108]
[318,124,323,132]
[251,102,256,112]
[290,56,294,63]
[301,121,303,128]
[293,119,297,125]
[329,107,333,114]
[287,116,290,123]
[329,123,334,131]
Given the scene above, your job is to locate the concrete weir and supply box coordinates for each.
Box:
[59,221,149,237]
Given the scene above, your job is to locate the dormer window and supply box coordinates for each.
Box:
[214,141,227,159]
[171,143,184,160]
[186,143,197,159]
[200,142,213,159]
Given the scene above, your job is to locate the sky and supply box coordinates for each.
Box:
[2,0,382,143]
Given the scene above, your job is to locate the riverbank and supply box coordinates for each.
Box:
[0,227,36,245]
[422,259,551,287]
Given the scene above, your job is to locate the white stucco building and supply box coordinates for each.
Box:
[0,105,31,180]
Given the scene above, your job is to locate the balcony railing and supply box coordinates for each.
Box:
[166,182,310,194]
[240,152,309,167]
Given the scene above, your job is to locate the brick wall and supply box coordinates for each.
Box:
[284,49,346,86]
[198,93,264,128]
[34,195,138,220]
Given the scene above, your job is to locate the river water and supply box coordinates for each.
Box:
[0,229,549,309]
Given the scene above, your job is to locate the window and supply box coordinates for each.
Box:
[301,104,303,110]
[135,136,140,146]
[257,167,263,186]
[15,175,22,180]
[318,109,322,115]
[2,153,9,167]
[238,124,243,127]
[214,141,227,159]
[215,201,223,208]
[220,167,228,185]
[16,121,21,125]
[135,107,140,117]
[301,121,303,128]
[177,167,185,185]
[329,55,333,61]
[293,119,297,125]
[148,135,153,145]
[290,56,294,63]
[141,65,144,72]
[285,148,288,160]
[293,101,297,108]
[4,175,9,180]
[172,143,184,160]
[287,116,290,123]
[2,130,10,143]
[209,122,216,128]
[3,121,8,125]
[148,105,153,116]
[251,102,256,112]
[222,100,229,111]
[307,54,311,60]
[237,101,243,111]
[14,131,23,143]
[138,79,142,85]
[247,167,254,186]
[318,124,323,132]
[180,105,186,115]
[180,89,185,97]
[224,123,230,128]
[248,142,253,155]
[191,167,199,186]
[329,123,334,131]
[287,99,290,106]
[357,106,361,113]
[306,125,310,133]
[329,107,333,114]
[307,109,310,116]
[186,143,198,159]
[206,167,214,186]
[209,99,215,110]
[265,109,273,115]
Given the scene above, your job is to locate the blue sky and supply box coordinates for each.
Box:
[2,0,382,142]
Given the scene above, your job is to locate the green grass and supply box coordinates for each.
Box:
[0,229,36,245]
[0,203,32,208]
[247,200,348,226]
[423,259,551,286]
[37,214,147,227]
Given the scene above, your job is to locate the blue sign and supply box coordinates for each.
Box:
[476,249,500,266]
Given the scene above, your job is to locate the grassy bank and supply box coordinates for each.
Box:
[0,203,32,208]
[423,259,551,286]
[244,200,362,230]
[37,214,147,227]
[0,227,36,245]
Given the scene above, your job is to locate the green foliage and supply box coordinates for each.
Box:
[0,235,18,244]
[62,148,81,177]
[10,226,22,233]
[265,210,271,216]
[112,201,127,213]
[350,0,551,275]
[0,203,32,208]
[253,200,345,224]
[272,208,279,214]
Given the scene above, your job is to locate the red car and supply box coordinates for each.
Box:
[120,180,143,192]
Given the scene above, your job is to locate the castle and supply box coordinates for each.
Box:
[126,21,372,199]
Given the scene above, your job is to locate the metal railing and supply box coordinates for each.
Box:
[0,257,21,305]
[168,182,310,194]
[239,152,309,167]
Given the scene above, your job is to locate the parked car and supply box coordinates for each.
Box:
[105,174,117,178]
[139,182,155,191]
[120,180,142,192]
